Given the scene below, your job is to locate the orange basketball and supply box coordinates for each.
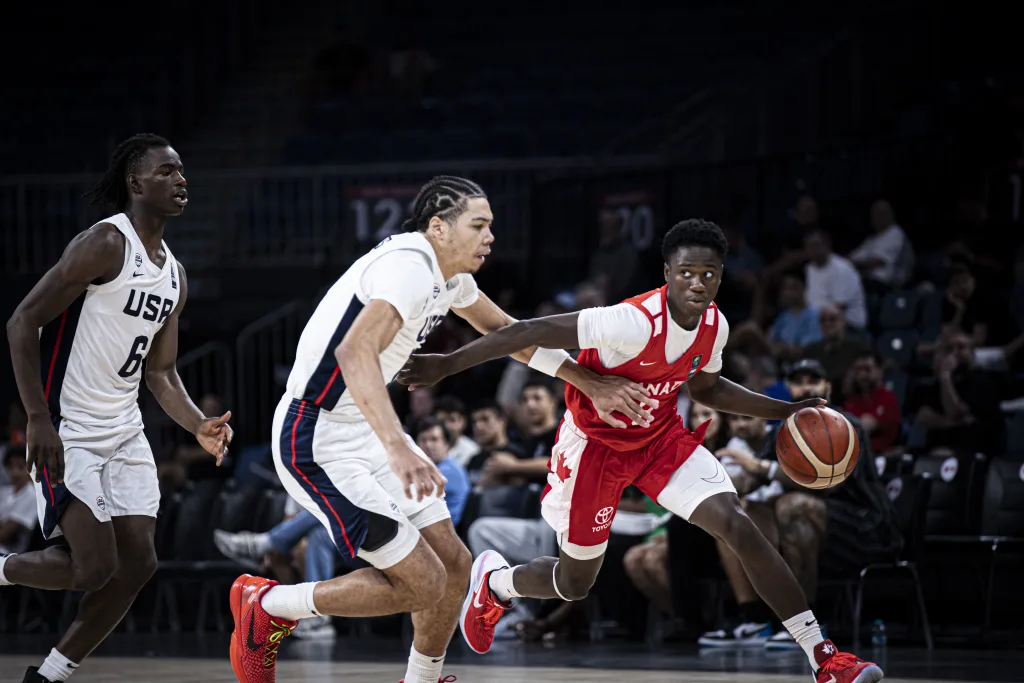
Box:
[776,406,859,489]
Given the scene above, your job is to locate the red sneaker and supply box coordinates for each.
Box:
[229,574,297,683]
[398,677,457,682]
[814,640,884,683]
[459,549,512,654]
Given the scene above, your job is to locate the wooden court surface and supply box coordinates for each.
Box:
[0,656,973,683]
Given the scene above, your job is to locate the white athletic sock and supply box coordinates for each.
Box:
[37,648,79,682]
[0,553,15,585]
[259,582,321,621]
[487,566,521,602]
[783,610,825,670]
[403,646,444,683]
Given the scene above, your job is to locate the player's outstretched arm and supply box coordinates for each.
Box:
[399,312,582,388]
[687,370,825,421]
[145,265,233,463]
[335,300,446,501]
[451,294,655,428]
[6,223,124,482]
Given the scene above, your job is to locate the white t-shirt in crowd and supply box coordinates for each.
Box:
[576,300,729,370]
[805,254,868,328]
[0,484,37,554]
[849,224,915,287]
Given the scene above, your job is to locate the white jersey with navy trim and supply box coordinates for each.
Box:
[285,232,478,419]
[41,213,181,432]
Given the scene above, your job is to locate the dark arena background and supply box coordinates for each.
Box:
[1,1,1022,682]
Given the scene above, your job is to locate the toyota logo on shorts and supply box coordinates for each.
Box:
[594,506,614,525]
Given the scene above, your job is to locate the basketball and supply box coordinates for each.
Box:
[776,406,859,489]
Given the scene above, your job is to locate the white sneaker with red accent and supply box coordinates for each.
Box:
[459,550,512,654]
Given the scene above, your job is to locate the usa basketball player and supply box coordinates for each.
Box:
[1,135,232,683]
[400,219,884,683]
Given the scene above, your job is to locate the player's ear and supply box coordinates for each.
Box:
[427,215,446,239]
[663,262,670,283]
[127,173,142,196]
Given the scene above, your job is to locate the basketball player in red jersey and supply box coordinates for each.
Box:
[400,220,884,683]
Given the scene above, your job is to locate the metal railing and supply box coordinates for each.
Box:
[0,155,663,277]
[235,300,310,443]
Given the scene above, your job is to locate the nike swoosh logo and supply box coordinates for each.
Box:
[701,461,728,484]
[246,605,260,650]
[824,676,837,683]
[639,361,655,366]
[806,619,816,627]
[473,582,486,609]
[133,271,144,277]
[431,658,443,663]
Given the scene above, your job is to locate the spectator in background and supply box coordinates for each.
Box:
[804,228,867,330]
[718,222,765,323]
[842,352,902,456]
[767,272,822,362]
[434,395,480,466]
[466,400,525,484]
[0,446,36,555]
[625,403,728,618]
[589,208,639,303]
[412,418,470,528]
[942,263,988,346]
[700,360,901,649]
[914,330,1002,456]
[801,306,871,406]
[406,386,436,426]
[158,394,234,489]
[849,199,915,289]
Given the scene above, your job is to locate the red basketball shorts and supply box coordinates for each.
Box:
[540,409,736,560]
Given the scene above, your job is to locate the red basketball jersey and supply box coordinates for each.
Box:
[565,286,720,451]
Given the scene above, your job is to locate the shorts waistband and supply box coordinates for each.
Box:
[285,397,366,424]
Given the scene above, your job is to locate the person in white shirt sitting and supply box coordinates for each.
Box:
[803,228,868,330]
[0,446,37,555]
[849,199,915,290]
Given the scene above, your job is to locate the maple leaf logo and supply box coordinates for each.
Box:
[555,451,572,482]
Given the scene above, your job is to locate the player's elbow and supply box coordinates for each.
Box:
[335,336,368,372]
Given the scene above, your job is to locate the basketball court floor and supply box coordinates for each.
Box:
[1,634,1020,683]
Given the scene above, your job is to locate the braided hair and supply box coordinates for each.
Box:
[661,218,729,262]
[402,176,486,232]
[83,133,171,210]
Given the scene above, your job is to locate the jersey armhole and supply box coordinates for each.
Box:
[86,223,132,293]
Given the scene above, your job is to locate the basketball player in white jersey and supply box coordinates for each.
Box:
[229,176,653,683]
[1,134,232,683]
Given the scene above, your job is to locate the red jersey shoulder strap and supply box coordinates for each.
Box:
[623,285,668,339]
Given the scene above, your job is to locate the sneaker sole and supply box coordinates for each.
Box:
[459,549,503,655]
[852,664,885,683]
[229,574,251,683]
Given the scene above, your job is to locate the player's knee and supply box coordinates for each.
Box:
[403,553,448,610]
[716,501,760,546]
[555,573,594,602]
[622,545,644,578]
[120,546,158,587]
[775,493,823,527]
[443,542,473,588]
[73,553,119,592]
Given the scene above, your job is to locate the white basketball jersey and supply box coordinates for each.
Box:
[42,214,181,431]
[285,232,478,419]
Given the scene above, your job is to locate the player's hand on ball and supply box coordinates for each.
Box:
[197,411,234,466]
[397,354,451,389]
[788,397,827,415]
[26,416,65,484]
[388,444,447,502]
[585,374,658,428]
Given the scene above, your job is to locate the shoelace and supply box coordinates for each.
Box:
[263,618,297,668]
[478,598,506,629]
[440,677,458,682]
[821,651,860,672]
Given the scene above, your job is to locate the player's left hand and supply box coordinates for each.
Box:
[584,374,658,428]
[397,354,451,389]
[788,398,827,415]
[197,411,233,466]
